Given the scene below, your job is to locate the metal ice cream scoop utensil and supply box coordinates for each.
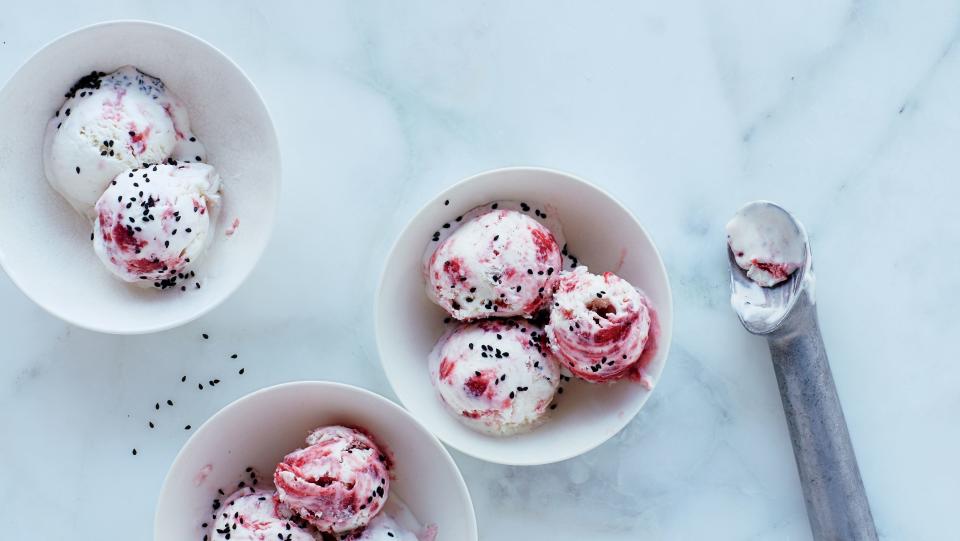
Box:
[727,201,878,541]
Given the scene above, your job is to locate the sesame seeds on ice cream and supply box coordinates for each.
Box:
[207,489,316,541]
[92,162,220,288]
[424,201,564,321]
[274,425,391,535]
[43,66,206,218]
[545,266,656,384]
[429,318,561,436]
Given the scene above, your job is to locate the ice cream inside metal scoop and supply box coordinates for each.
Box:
[726,201,811,334]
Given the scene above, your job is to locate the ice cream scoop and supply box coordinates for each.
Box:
[424,201,564,320]
[545,266,656,384]
[274,425,391,535]
[43,65,206,217]
[208,488,316,541]
[429,318,561,435]
[92,163,220,288]
[727,201,877,541]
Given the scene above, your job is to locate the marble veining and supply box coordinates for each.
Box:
[1,2,958,539]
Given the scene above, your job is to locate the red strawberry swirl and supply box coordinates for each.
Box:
[274,426,391,534]
[424,202,564,321]
[545,267,656,383]
[429,319,561,435]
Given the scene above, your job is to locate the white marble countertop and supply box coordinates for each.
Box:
[1,2,957,539]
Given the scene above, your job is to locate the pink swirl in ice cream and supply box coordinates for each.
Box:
[92,163,220,288]
[43,66,206,217]
[726,203,805,287]
[274,425,391,535]
[208,488,316,541]
[545,266,656,383]
[424,201,564,321]
[429,318,561,435]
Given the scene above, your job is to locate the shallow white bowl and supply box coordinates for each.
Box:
[155,381,477,540]
[376,167,673,465]
[0,21,280,334]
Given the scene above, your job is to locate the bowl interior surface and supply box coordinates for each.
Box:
[0,21,280,333]
[154,381,477,541]
[376,167,673,465]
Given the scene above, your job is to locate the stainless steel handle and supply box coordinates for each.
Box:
[768,293,878,541]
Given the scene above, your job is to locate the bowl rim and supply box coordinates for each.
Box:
[0,19,282,335]
[374,165,674,465]
[153,380,478,540]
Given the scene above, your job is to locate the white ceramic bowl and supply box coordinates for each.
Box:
[376,167,673,465]
[0,21,280,334]
[155,381,477,540]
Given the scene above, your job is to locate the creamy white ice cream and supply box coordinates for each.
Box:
[546,266,655,384]
[274,425,391,535]
[429,318,561,435]
[208,488,315,541]
[726,203,805,287]
[43,66,206,217]
[424,201,565,321]
[92,163,219,288]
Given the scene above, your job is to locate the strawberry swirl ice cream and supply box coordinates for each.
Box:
[92,163,220,288]
[429,318,561,435]
[274,425,391,535]
[208,488,316,541]
[43,66,206,217]
[545,266,656,383]
[726,202,805,287]
[424,200,565,321]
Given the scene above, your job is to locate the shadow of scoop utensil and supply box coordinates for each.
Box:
[726,201,878,541]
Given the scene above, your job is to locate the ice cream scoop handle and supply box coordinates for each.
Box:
[768,319,878,541]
